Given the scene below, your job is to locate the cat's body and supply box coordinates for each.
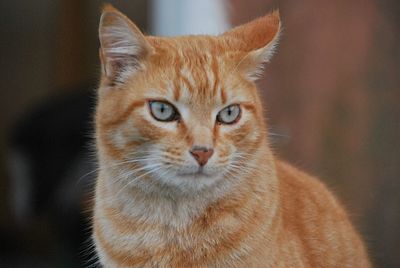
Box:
[93,5,370,267]
[94,160,369,267]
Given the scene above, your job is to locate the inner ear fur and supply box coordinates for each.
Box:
[98,5,154,82]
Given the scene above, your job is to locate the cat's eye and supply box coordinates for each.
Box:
[149,101,179,122]
[217,104,241,124]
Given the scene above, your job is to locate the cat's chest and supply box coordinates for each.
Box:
[96,211,251,267]
[95,185,268,266]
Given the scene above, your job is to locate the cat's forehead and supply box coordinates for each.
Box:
[149,35,239,60]
[138,36,253,106]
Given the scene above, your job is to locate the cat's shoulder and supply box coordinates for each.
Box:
[273,160,370,267]
[275,159,346,215]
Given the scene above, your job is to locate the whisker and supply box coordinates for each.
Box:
[76,155,160,185]
[112,162,162,184]
[115,165,164,196]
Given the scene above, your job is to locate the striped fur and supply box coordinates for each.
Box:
[93,5,370,267]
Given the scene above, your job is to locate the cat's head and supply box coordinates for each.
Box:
[96,5,281,194]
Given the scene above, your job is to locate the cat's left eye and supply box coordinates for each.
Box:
[149,101,179,122]
[217,104,241,124]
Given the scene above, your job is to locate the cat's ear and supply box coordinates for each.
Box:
[99,5,153,81]
[224,11,281,81]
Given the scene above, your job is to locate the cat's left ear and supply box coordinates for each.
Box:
[98,5,154,82]
[224,11,281,81]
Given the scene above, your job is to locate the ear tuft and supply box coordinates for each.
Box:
[99,5,153,82]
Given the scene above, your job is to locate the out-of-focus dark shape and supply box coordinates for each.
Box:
[5,87,96,267]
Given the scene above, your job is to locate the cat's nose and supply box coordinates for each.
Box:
[190,146,214,166]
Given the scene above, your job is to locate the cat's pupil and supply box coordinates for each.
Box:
[160,104,165,113]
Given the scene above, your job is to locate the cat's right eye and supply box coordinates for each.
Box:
[149,101,180,122]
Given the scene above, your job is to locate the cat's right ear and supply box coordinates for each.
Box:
[99,5,153,82]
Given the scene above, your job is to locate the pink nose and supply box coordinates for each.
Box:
[190,146,214,166]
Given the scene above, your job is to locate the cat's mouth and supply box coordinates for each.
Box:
[177,167,211,178]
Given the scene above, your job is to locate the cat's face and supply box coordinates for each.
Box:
[96,6,280,193]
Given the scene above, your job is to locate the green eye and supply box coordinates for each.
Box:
[149,101,179,122]
[217,104,241,124]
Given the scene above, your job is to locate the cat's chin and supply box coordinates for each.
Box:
[150,167,224,193]
[175,170,220,182]
[176,168,213,178]
[176,172,214,180]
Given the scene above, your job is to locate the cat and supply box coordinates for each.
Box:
[92,4,370,267]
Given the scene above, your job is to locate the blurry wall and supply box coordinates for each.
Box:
[151,0,229,36]
[0,0,55,225]
[0,0,399,267]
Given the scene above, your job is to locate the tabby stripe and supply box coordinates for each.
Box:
[180,71,195,93]
[211,55,220,99]
[99,133,125,160]
[173,56,183,101]
[100,100,144,128]
[102,205,156,234]
[94,222,152,266]
[201,193,268,264]
[199,55,210,96]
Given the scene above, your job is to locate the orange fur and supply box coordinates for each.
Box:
[93,5,370,267]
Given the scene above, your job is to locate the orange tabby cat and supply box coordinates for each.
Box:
[93,5,370,267]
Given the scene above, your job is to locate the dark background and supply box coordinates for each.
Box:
[0,0,399,267]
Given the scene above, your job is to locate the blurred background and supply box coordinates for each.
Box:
[0,0,399,267]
